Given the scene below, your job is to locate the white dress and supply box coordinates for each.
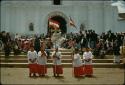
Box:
[37,51,47,65]
[73,53,83,67]
[27,50,37,64]
[52,51,62,65]
[83,51,93,65]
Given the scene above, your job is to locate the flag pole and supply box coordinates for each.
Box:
[43,42,46,76]
[69,16,77,29]
[72,52,74,77]
[55,40,56,76]
[71,46,74,77]
[54,34,57,77]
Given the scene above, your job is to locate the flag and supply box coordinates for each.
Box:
[49,19,60,30]
[69,17,77,29]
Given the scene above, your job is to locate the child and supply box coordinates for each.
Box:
[27,46,38,77]
[52,47,63,77]
[83,47,93,76]
[37,47,47,76]
[72,48,84,77]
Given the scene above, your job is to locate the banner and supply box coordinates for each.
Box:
[49,19,60,30]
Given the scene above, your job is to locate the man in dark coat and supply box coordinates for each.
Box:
[34,37,40,53]
[4,42,11,57]
[113,39,121,64]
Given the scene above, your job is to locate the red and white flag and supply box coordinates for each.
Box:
[49,19,60,30]
[69,17,77,29]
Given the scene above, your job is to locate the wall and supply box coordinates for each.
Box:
[116,20,125,32]
[1,1,124,35]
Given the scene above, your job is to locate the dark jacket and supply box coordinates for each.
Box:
[113,41,120,55]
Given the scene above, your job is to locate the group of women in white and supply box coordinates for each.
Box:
[27,46,93,77]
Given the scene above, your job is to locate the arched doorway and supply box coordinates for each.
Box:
[47,15,67,36]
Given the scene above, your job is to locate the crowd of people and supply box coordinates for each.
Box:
[0,30,125,59]
[61,30,125,59]
[0,31,53,58]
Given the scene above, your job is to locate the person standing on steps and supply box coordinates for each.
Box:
[27,46,38,77]
[113,39,121,64]
[83,47,93,77]
[34,36,40,53]
[37,47,48,76]
[52,47,63,77]
[72,48,85,77]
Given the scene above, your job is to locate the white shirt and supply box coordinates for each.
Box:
[73,53,83,67]
[52,51,62,65]
[37,51,47,65]
[83,51,93,65]
[27,50,37,64]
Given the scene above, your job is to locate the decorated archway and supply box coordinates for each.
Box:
[45,11,69,36]
[48,15,67,34]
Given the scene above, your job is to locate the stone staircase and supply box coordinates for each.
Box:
[0,49,124,68]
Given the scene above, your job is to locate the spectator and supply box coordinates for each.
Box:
[34,37,40,53]
[113,39,121,64]
[4,42,11,57]
[13,39,21,55]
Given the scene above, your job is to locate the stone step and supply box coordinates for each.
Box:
[0,49,72,54]
[0,52,27,55]
[104,55,123,59]
[0,51,72,55]
[49,49,72,52]
[0,62,124,68]
[0,54,123,59]
[0,58,123,63]
[0,55,72,59]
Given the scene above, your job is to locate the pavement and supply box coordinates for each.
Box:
[0,68,124,85]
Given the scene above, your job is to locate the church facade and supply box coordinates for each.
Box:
[1,1,125,35]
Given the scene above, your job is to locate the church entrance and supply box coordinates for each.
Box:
[47,15,67,36]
